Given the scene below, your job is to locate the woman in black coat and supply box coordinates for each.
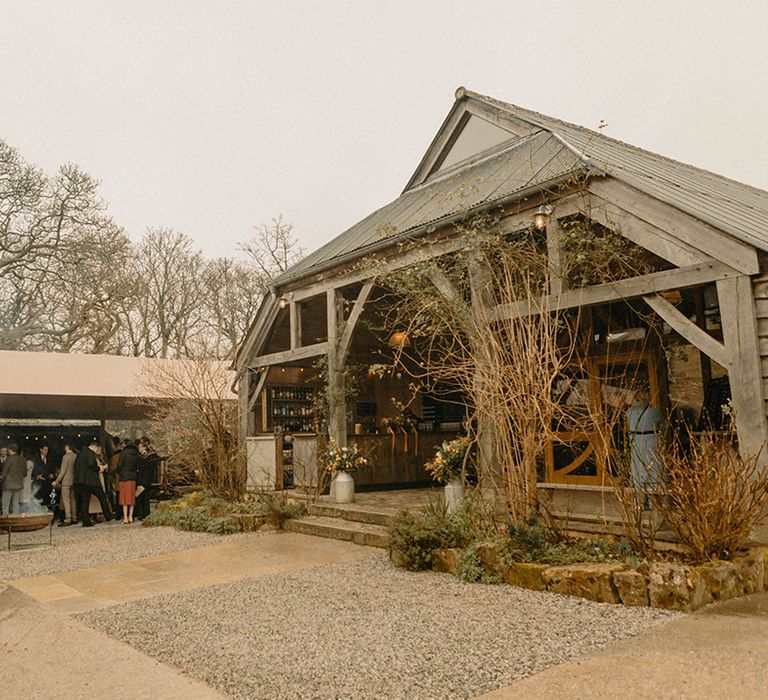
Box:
[117,441,140,524]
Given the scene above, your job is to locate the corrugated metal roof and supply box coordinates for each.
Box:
[274,131,582,285]
[473,92,768,251]
[275,89,768,287]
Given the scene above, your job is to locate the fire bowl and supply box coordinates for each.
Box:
[0,512,54,532]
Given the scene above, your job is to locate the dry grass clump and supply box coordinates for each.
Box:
[654,431,768,562]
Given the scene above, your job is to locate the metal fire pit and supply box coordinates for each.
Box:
[0,512,54,551]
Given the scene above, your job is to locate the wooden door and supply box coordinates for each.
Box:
[546,348,662,485]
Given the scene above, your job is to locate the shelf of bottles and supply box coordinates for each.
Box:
[269,386,315,433]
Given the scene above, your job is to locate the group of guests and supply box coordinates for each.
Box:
[0,436,158,527]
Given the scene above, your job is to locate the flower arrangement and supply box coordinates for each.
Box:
[425,437,470,484]
[322,442,370,473]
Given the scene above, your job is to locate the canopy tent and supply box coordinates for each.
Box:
[0,350,235,421]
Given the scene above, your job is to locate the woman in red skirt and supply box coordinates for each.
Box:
[117,440,141,524]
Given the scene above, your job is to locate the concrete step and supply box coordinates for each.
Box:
[306,502,394,527]
[283,515,390,549]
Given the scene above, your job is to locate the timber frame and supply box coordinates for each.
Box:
[235,87,768,482]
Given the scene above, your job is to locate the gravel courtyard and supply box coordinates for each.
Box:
[79,552,678,699]
[0,522,261,582]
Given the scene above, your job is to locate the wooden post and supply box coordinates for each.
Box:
[238,371,255,443]
[289,300,302,350]
[717,276,767,463]
[326,288,347,447]
[467,250,498,499]
[547,216,567,297]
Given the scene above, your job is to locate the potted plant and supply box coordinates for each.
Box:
[322,442,370,503]
[425,437,470,512]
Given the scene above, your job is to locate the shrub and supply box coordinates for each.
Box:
[175,506,212,532]
[388,499,473,570]
[236,492,306,526]
[142,508,180,527]
[457,542,502,584]
[505,515,627,565]
[656,430,768,562]
[207,516,238,535]
[200,494,235,517]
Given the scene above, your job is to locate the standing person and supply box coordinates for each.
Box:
[0,446,7,511]
[32,444,54,506]
[53,442,77,526]
[74,441,113,527]
[1,444,27,514]
[627,385,664,504]
[117,441,140,524]
[109,438,125,517]
[19,447,34,513]
[135,438,156,521]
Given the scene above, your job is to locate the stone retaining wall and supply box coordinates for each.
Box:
[397,544,768,612]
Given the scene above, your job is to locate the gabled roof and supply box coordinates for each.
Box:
[273,87,768,289]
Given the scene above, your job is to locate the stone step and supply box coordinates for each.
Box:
[283,515,390,549]
[306,502,394,527]
[550,514,679,543]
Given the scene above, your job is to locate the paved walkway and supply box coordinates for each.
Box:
[1,532,372,698]
[481,591,768,699]
[9,531,369,614]
[4,528,768,699]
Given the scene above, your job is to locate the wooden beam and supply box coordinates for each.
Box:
[326,288,346,447]
[587,196,710,268]
[337,280,374,366]
[589,179,759,274]
[546,216,566,297]
[286,207,546,303]
[717,276,768,462]
[247,341,329,369]
[467,249,496,480]
[247,369,269,412]
[238,372,256,441]
[289,301,301,350]
[493,261,741,321]
[643,293,730,369]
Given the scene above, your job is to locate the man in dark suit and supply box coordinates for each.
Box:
[135,438,157,520]
[74,441,113,527]
[32,444,55,507]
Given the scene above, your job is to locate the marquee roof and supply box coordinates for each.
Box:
[0,350,235,420]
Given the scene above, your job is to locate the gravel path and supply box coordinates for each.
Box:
[79,553,678,699]
[0,522,261,582]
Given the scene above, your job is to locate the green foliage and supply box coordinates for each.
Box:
[175,506,212,532]
[561,215,654,287]
[456,542,502,584]
[237,492,306,526]
[388,499,474,570]
[207,516,238,535]
[505,514,629,565]
[142,508,180,527]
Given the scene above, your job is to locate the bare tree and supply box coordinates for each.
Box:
[239,214,303,290]
[378,218,575,520]
[0,139,126,350]
[121,228,205,358]
[136,356,244,499]
[199,257,265,359]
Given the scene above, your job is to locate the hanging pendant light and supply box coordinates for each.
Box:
[387,331,412,348]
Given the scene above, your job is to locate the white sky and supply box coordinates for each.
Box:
[2,0,766,258]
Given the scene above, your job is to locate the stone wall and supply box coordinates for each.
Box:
[413,544,768,612]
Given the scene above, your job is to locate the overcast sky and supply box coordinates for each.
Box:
[2,1,766,259]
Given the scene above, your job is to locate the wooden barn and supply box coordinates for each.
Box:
[234,87,768,515]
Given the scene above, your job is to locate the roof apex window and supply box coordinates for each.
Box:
[432,114,515,174]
